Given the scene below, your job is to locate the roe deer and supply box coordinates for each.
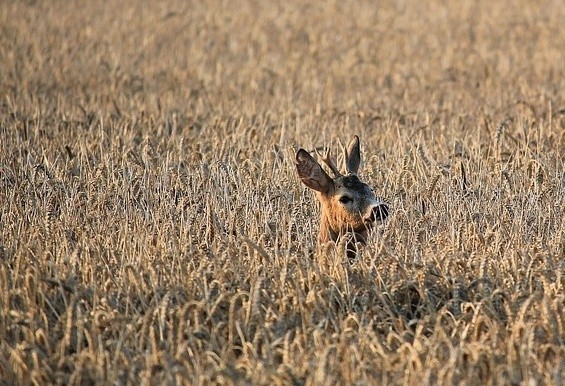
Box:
[296,136,389,255]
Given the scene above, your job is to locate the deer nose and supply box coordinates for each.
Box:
[366,204,389,223]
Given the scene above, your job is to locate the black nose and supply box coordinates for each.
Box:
[368,204,389,222]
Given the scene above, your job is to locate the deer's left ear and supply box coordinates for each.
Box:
[345,135,361,174]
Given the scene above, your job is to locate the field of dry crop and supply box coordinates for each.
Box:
[1,0,564,384]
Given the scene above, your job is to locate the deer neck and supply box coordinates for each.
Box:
[318,209,368,245]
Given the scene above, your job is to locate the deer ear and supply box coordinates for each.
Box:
[344,135,361,174]
[296,149,333,194]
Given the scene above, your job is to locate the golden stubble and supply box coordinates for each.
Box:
[0,0,563,384]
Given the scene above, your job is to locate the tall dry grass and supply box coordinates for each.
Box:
[1,0,564,384]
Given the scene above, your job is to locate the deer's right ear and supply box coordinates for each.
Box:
[296,149,333,194]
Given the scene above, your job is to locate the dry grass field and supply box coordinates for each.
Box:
[1,0,564,384]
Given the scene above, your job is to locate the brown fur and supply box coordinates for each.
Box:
[296,136,388,254]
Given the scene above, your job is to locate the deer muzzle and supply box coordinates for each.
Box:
[364,203,389,224]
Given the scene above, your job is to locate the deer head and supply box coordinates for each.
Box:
[296,136,389,253]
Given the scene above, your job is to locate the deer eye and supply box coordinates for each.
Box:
[339,196,352,204]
